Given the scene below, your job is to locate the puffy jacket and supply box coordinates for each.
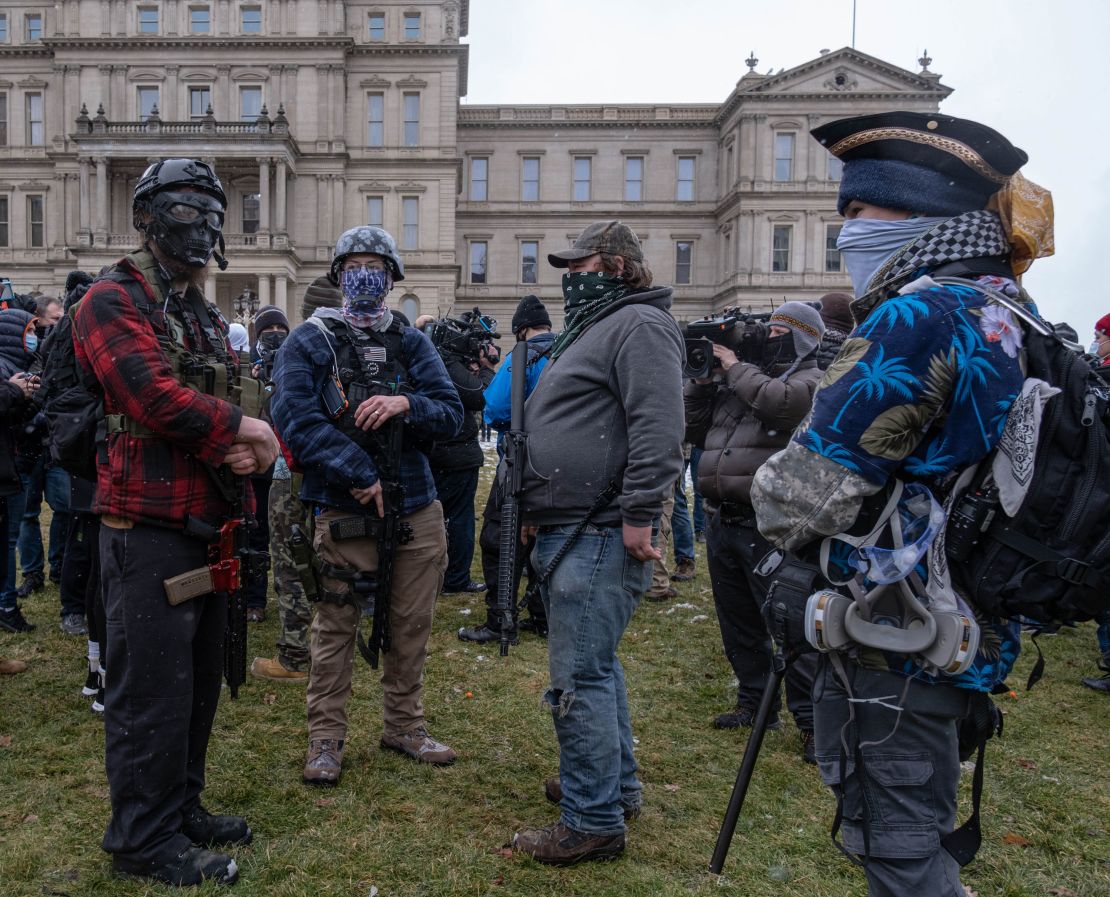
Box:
[684,357,821,508]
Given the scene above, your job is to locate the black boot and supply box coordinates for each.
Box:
[458,620,518,645]
[112,846,239,886]
[182,805,253,847]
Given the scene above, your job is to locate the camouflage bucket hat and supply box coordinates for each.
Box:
[330,225,405,283]
[548,220,644,268]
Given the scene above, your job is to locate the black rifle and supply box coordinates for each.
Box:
[495,340,528,657]
[709,651,791,874]
[356,383,408,669]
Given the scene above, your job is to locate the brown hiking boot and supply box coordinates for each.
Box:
[544,776,641,821]
[380,727,457,766]
[303,739,344,786]
[250,656,308,682]
[0,657,28,675]
[644,586,678,602]
[671,558,696,582]
[513,820,625,866]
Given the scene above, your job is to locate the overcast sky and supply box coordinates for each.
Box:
[463,0,1109,339]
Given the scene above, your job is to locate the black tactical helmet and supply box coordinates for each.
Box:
[133,159,227,213]
[330,225,405,283]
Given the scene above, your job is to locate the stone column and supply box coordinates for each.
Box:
[739,115,755,182]
[275,159,287,232]
[205,272,216,304]
[94,156,108,239]
[78,157,91,235]
[315,174,327,246]
[258,158,271,235]
[166,0,178,36]
[316,65,331,141]
[258,274,271,309]
[274,274,288,316]
[98,64,112,111]
[807,114,821,181]
[100,0,109,35]
[112,66,126,119]
[165,65,179,120]
[218,64,231,120]
[332,66,345,146]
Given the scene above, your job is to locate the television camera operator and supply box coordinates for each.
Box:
[416,308,499,595]
[683,301,824,761]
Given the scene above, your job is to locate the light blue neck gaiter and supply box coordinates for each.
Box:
[837,216,950,297]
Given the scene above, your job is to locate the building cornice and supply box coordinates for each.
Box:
[43,36,469,58]
[458,104,718,129]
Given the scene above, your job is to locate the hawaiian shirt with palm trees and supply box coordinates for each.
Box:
[770,277,1027,690]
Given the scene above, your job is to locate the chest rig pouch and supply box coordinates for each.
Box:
[312,316,411,462]
[102,252,263,435]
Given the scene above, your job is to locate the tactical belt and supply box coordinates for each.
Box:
[328,514,414,544]
[708,500,757,527]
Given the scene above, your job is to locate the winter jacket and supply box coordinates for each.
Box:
[483,331,555,430]
[520,287,684,528]
[427,355,494,471]
[684,356,821,509]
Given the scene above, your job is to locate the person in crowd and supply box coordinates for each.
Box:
[0,306,40,636]
[415,314,497,596]
[271,226,463,784]
[1081,314,1110,692]
[670,442,697,582]
[684,301,824,761]
[74,158,279,886]
[460,294,554,644]
[644,484,678,601]
[513,221,684,865]
[814,291,854,370]
[227,322,249,354]
[252,280,344,683]
[753,111,1046,897]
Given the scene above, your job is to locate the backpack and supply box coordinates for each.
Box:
[39,300,103,482]
[936,277,1110,626]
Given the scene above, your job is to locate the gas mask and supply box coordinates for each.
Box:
[145,190,225,268]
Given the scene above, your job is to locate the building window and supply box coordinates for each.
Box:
[624,156,643,202]
[0,14,7,43]
[827,155,844,181]
[521,156,540,202]
[401,294,419,322]
[137,86,160,121]
[725,143,734,186]
[26,14,43,41]
[189,86,212,118]
[773,133,795,182]
[403,12,420,39]
[723,231,732,274]
[241,6,262,33]
[240,86,262,122]
[772,224,792,272]
[0,196,8,247]
[469,241,488,284]
[573,156,591,201]
[520,241,538,284]
[368,12,385,40]
[676,156,695,201]
[468,157,489,201]
[825,224,843,273]
[26,93,43,146]
[401,196,418,249]
[675,241,692,285]
[27,195,44,247]
[366,93,384,147]
[0,94,7,146]
[138,7,159,33]
[242,193,260,234]
[190,6,210,33]
[366,196,383,227]
[403,93,420,147]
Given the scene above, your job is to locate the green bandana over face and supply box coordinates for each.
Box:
[549,271,629,360]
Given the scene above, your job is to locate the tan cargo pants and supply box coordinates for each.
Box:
[307,500,447,740]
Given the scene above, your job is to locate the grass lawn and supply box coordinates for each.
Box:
[2,481,1108,897]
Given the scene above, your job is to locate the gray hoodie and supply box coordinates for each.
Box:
[520,286,684,528]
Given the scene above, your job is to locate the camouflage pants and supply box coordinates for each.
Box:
[268,476,312,671]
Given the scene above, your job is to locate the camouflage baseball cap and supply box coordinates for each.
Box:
[547,220,644,268]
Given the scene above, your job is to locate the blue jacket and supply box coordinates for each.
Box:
[483,331,555,430]
[271,309,463,516]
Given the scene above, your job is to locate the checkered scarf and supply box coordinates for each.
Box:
[856,210,1012,320]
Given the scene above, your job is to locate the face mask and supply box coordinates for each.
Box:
[255,331,287,361]
[560,271,625,305]
[760,332,793,368]
[24,332,38,354]
[836,216,950,297]
[1090,340,1100,356]
[341,267,391,326]
[147,190,225,268]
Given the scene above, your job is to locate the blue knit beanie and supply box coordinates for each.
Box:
[837,158,991,217]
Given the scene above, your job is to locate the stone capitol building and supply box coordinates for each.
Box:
[0,0,951,333]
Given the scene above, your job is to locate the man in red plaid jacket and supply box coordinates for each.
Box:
[74,159,278,888]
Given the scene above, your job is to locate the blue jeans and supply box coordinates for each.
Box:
[690,447,705,534]
[672,463,695,564]
[3,489,28,607]
[1096,609,1110,662]
[535,523,649,835]
[18,458,71,578]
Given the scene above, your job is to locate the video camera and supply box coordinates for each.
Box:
[0,279,38,314]
[422,306,501,365]
[683,309,771,379]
